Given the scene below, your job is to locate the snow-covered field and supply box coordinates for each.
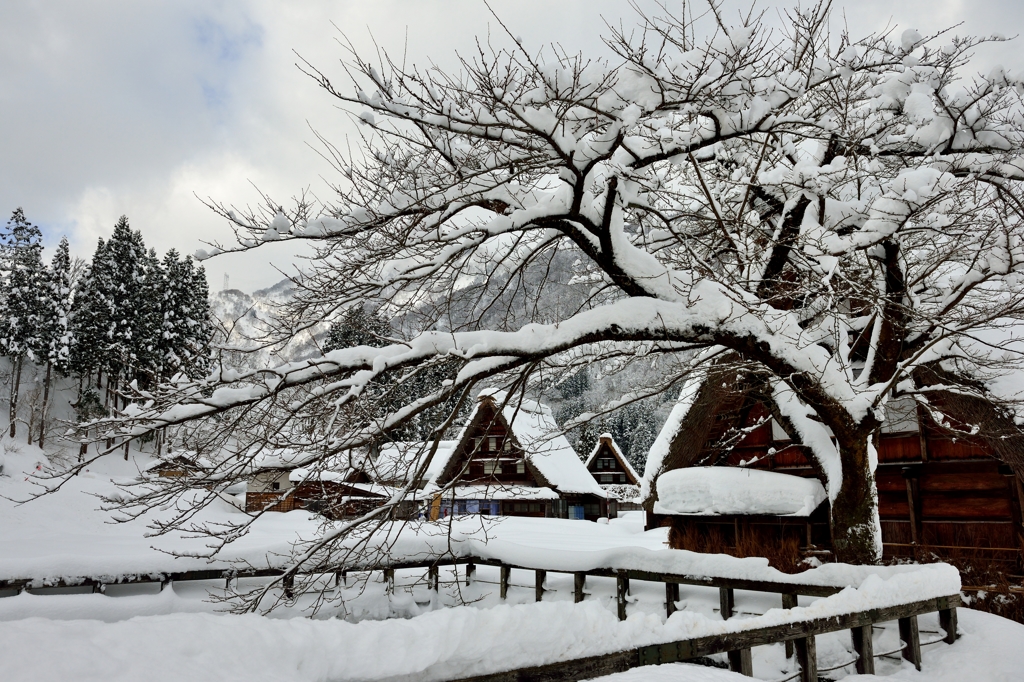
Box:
[1,443,1020,681]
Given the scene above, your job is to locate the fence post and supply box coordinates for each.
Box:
[282,573,295,599]
[574,572,586,603]
[384,568,395,595]
[719,587,735,620]
[899,615,922,670]
[782,593,798,658]
[727,648,753,677]
[465,561,475,587]
[851,624,875,675]
[535,570,546,602]
[500,565,511,600]
[665,582,680,617]
[939,606,959,643]
[794,635,816,682]
[429,565,439,592]
[616,570,628,621]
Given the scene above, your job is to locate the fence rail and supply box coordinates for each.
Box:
[444,594,960,682]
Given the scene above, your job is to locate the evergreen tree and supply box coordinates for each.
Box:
[69,238,113,382]
[133,246,164,386]
[35,237,74,447]
[102,217,148,388]
[159,251,213,380]
[183,261,213,379]
[0,209,46,438]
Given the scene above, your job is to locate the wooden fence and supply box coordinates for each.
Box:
[0,556,960,681]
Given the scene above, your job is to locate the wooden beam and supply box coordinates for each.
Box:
[939,606,958,644]
[794,635,816,682]
[720,587,735,620]
[851,624,875,675]
[665,582,680,617]
[574,572,586,603]
[727,648,753,676]
[905,477,920,547]
[616,571,628,621]
[500,565,511,600]
[466,561,475,587]
[899,615,922,671]
[535,570,546,602]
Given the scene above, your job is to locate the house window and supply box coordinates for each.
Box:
[271,481,280,491]
[473,437,483,452]
[483,461,501,475]
[516,461,525,474]
[601,474,612,483]
[569,505,585,520]
[488,436,498,452]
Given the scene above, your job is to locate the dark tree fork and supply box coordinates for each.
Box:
[68,0,1024,579]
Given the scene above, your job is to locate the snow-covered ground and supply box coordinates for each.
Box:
[0,442,1020,681]
[1,596,1020,681]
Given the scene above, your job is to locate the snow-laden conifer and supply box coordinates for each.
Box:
[35,237,74,447]
[0,209,46,438]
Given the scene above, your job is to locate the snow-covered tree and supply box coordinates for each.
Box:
[35,237,74,448]
[159,250,213,381]
[69,238,112,384]
[0,208,46,438]
[74,3,1024,568]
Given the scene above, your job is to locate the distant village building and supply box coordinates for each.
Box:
[243,449,395,518]
[644,388,1024,572]
[585,434,640,512]
[246,392,611,521]
[141,451,209,478]
[364,391,609,520]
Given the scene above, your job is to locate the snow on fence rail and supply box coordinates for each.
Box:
[442,593,961,682]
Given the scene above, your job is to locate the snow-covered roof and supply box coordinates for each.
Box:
[585,433,640,483]
[287,471,396,497]
[428,484,560,501]
[654,467,826,517]
[141,453,210,473]
[366,441,458,485]
[642,378,702,502]
[457,390,605,497]
[245,447,365,475]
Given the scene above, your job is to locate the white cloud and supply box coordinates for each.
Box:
[3,0,1022,291]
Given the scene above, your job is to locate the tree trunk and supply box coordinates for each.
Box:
[829,434,881,564]
[106,373,117,449]
[9,355,22,439]
[38,361,52,450]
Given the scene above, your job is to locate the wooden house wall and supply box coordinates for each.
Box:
[677,399,1024,567]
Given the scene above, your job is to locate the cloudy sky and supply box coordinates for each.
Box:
[3,0,1022,292]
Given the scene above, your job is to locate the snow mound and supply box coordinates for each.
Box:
[654,467,826,517]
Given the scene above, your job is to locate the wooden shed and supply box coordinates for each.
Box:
[645,388,1024,572]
